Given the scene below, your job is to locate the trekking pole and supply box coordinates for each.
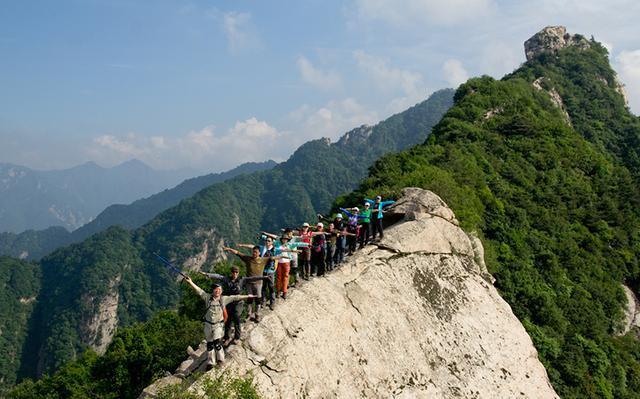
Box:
[153,252,188,278]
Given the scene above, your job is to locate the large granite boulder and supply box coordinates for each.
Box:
[186,188,557,398]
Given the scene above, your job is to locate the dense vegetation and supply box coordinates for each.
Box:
[338,41,640,398]
[7,311,201,399]
[2,90,453,391]
[0,161,277,261]
[0,257,41,393]
[6,268,258,399]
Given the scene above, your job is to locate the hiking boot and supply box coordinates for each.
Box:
[205,362,215,371]
[254,314,260,323]
[269,303,274,310]
[282,292,287,300]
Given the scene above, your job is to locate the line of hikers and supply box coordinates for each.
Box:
[181,195,394,369]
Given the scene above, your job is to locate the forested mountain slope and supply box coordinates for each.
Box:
[0,257,40,391]
[338,27,640,398]
[6,89,453,387]
[0,160,277,261]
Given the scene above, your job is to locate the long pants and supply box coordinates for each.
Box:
[246,281,262,318]
[372,218,384,239]
[224,302,243,340]
[300,248,311,278]
[207,339,224,365]
[326,243,336,270]
[276,262,290,296]
[312,248,326,276]
[347,227,358,254]
[261,272,276,307]
[334,237,345,265]
[290,257,298,285]
[358,222,370,248]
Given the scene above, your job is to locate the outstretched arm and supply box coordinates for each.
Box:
[182,275,208,301]
[222,294,257,306]
[237,243,254,249]
[198,271,224,280]
[261,231,279,239]
[339,208,354,218]
[223,247,242,257]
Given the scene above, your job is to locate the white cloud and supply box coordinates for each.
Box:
[297,56,342,91]
[89,118,287,172]
[220,11,259,54]
[442,59,469,88]
[353,50,429,112]
[615,50,640,114]
[479,41,523,79]
[288,98,380,141]
[351,0,495,27]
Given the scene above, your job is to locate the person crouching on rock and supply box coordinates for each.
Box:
[182,275,255,369]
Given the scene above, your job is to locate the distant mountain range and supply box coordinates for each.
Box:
[0,160,277,260]
[0,160,196,233]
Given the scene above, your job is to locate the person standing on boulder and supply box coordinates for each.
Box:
[297,223,314,280]
[339,207,366,255]
[311,222,328,276]
[365,195,395,240]
[223,246,280,322]
[358,202,372,249]
[182,275,255,368]
[198,267,267,346]
[274,235,307,299]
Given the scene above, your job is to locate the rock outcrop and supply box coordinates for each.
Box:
[176,188,558,398]
[524,26,591,61]
[80,276,121,355]
[619,285,640,337]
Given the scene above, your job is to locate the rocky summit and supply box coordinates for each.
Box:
[167,188,558,398]
[524,26,591,61]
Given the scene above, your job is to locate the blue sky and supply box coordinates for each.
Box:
[1,0,639,172]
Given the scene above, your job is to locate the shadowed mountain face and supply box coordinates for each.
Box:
[0,160,196,233]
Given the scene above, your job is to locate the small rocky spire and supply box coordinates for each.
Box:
[524,26,591,61]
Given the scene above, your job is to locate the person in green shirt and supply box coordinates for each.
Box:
[358,202,372,249]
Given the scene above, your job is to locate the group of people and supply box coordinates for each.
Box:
[182,195,395,368]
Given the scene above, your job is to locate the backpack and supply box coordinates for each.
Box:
[205,297,228,324]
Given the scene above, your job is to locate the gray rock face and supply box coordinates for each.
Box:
[619,285,640,337]
[186,188,557,398]
[524,26,591,61]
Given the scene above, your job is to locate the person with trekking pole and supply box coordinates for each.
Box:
[181,275,256,369]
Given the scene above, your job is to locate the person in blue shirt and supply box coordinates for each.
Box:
[365,195,395,240]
